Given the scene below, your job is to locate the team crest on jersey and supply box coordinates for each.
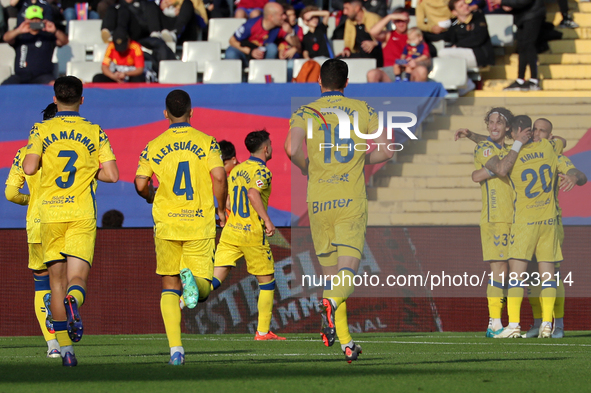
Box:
[483,148,491,157]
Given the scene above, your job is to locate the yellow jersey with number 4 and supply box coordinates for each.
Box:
[25,112,116,223]
[220,157,272,246]
[290,92,379,202]
[5,147,41,243]
[136,122,223,241]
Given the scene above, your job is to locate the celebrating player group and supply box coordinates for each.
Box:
[455,109,587,339]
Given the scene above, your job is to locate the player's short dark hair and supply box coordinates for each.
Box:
[42,103,58,120]
[54,76,83,105]
[102,209,124,228]
[219,140,237,161]
[448,0,463,11]
[535,117,553,131]
[320,59,348,90]
[511,115,532,133]
[245,130,270,153]
[166,89,192,118]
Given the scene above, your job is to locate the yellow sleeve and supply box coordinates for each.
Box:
[366,102,379,134]
[549,138,564,155]
[25,123,43,157]
[473,142,495,169]
[207,137,224,171]
[5,149,26,189]
[136,143,154,178]
[5,184,29,205]
[98,128,117,163]
[290,107,307,130]
[557,154,575,174]
[252,167,272,191]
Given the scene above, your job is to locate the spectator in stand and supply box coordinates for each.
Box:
[279,3,303,80]
[393,27,430,80]
[490,0,544,90]
[363,0,387,17]
[332,0,382,66]
[153,0,199,44]
[234,0,268,19]
[61,0,100,33]
[437,0,495,68]
[9,0,54,25]
[226,2,300,68]
[1,3,6,39]
[101,0,176,73]
[2,6,68,85]
[556,0,577,29]
[301,5,333,59]
[203,0,230,19]
[93,29,145,83]
[415,0,452,56]
[367,8,413,82]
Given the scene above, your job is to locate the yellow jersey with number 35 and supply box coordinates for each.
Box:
[290,92,379,202]
[509,139,570,223]
[25,112,116,223]
[136,123,223,241]
[474,138,513,224]
[5,147,41,243]
[220,157,272,246]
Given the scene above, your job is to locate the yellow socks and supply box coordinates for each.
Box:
[335,301,352,346]
[487,280,505,319]
[507,281,524,325]
[161,290,182,348]
[327,268,355,308]
[196,277,212,302]
[528,284,542,320]
[554,279,565,319]
[33,274,56,342]
[257,280,276,334]
[540,281,557,323]
[67,285,86,307]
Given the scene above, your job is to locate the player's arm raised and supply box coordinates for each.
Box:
[484,126,531,177]
[96,160,119,183]
[365,127,395,164]
[285,126,308,176]
[455,128,487,143]
[247,187,275,237]
[211,166,228,227]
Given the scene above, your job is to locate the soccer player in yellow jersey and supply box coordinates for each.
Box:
[211,130,285,341]
[286,59,394,362]
[23,76,119,366]
[459,108,515,337]
[135,89,228,365]
[5,103,60,358]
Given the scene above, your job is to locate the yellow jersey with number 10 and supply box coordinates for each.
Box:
[25,112,116,223]
[220,157,272,246]
[290,92,379,202]
[136,123,223,241]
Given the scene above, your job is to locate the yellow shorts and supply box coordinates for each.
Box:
[308,199,367,266]
[214,240,274,276]
[28,243,45,271]
[41,219,96,265]
[557,216,564,247]
[509,219,562,263]
[480,222,511,262]
[155,237,214,279]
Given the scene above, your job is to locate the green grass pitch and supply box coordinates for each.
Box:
[2,332,591,392]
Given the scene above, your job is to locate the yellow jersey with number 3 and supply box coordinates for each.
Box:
[5,147,41,243]
[290,92,379,202]
[136,123,223,241]
[474,138,513,224]
[509,139,570,223]
[25,112,116,223]
[220,157,272,246]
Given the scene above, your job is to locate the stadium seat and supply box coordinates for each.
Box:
[52,42,86,76]
[327,16,336,40]
[7,17,16,31]
[247,59,287,83]
[181,41,221,73]
[485,14,514,46]
[202,60,242,83]
[332,39,345,55]
[428,57,467,91]
[408,15,417,29]
[208,18,246,51]
[68,20,103,50]
[0,43,16,74]
[341,58,377,83]
[93,43,108,62]
[66,61,102,83]
[0,64,11,84]
[158,60,198,84]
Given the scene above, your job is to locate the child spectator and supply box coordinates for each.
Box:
[393,27,430,81]
[278,4,303,60]
[300,5,333,59]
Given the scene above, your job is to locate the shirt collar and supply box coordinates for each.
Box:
[248,156,266,166]
[168,122,191,129]
[486,136,503,150]
[56,111,80,117]
[321,91,344,97]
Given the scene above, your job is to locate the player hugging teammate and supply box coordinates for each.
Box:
[456,111,587,339]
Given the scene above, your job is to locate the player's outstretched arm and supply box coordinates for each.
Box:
[96,160,119,183]
[134,175,155,204]
[366,128,395,164]
[23,154,40,176]
[285,127,308,176]
[551,135,567,148]
[471,167,493,183]
[247,187,275,237]
[454,128,487,143]
[485,126,531,177]
[5,184,29,205]
[211,166,228,227]
[559,168,587,192]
